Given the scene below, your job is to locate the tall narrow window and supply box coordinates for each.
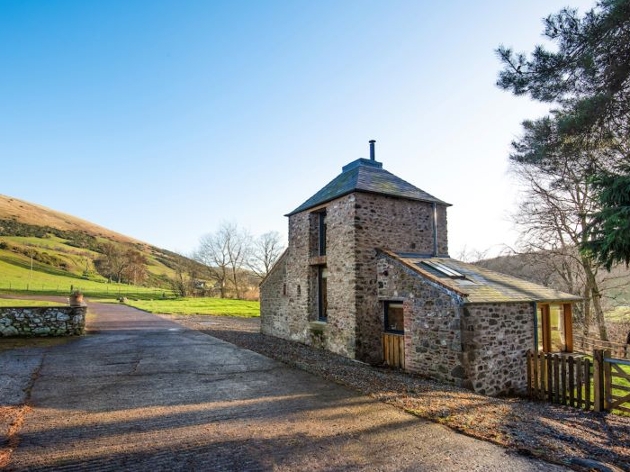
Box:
[318,266,328,321]
[385,302,404,333]
[318,211,327,256]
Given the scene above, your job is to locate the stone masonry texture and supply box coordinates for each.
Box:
[261,190,449,364]
[376,252,534,396]
[0,306,86,337]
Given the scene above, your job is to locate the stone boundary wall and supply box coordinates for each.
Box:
[0,306,87,337]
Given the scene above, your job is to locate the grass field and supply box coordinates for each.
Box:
[124,297,260,317]
[0,259,174,300]
[575,354,630,416]
[0,298,64,307]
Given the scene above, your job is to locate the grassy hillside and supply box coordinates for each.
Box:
[0,194,201,298]
[0,194,138,243]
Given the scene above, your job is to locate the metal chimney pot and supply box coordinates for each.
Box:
[369,140,375,161]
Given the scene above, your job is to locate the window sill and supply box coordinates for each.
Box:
[309,255,327,265]
[310,320,327,333]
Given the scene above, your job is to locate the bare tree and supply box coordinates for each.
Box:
[194,222,252,299]
[169,253,200,297]
[122,249,148,286]
[226,225,251,299]
[95,242,130,284]
[248,231,285,279]
[509,141,609,341]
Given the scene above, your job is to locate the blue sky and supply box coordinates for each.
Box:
[1,0,596,258]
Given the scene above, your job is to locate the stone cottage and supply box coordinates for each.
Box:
[260,141,580,396]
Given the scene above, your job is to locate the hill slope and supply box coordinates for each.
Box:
[0,194,138,243]
[0,194,197,294]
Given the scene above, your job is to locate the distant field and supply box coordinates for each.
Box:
[0,259,173,300]
[0,298,64,307]
[607,306,630,322]
[125,297,260,317]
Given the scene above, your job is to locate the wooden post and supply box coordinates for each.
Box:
[539,305,549,352]
[593,349,605,412]
[532,351,539,399]
[563,303,573,353]
[540,352,547,400]
[584,358,591,411]
[553,355,560,403]
[603,349,612,411]
[547,353,554,402]
[560,355,567,405]
[526,351,533,398]
[568,356,575,407]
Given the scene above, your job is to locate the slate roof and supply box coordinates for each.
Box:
[286,158,450,216]
[382,250,581,304]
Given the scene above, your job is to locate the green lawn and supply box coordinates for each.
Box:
[607,306,630,322]
[574,354,630,416]
[125,297,260,317]
[0,258,174,299]
[0,298,65,307]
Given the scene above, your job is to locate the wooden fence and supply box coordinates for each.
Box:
[574,334,629,359]
[382,333,405,369]
[527,349,630,414]
[601,351,630,415]
[527,350,592,410]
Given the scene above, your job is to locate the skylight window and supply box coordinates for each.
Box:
[420,260,466,279]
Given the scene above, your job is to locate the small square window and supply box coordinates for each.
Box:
[385,302,404,333]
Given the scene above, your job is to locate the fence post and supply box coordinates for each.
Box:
[603,349,612,411]
[593,349,605,412]
[526,350,532,398]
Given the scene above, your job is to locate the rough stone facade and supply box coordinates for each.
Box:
[461,303,534,396]
[260,151,574,398]
[376,252,534,396]
[353,192,448,363]
[377,253,467,386]
[0,306,87,337]
[260,251,290,338]
[260,190,449,363]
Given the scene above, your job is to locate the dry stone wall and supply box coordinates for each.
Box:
[0,306,86,337]
[320,194,357,358]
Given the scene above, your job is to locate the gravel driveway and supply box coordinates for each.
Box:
[1,302,569,471]
[164,313,630,472]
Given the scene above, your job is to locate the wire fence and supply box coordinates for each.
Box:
[0,282,175,300]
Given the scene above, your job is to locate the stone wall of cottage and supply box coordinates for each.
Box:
[259,252,290,338]
[0,306,87,337]
[376,254,467,384]
[353,193,449,363]
[319,195,358,357]
[261,201,359,358]
[260,190,450,364]
[282,211,312,343]
[376,252,536,396]
[461,303,535,396]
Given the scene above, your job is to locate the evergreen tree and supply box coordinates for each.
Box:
[496,0,630,269]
